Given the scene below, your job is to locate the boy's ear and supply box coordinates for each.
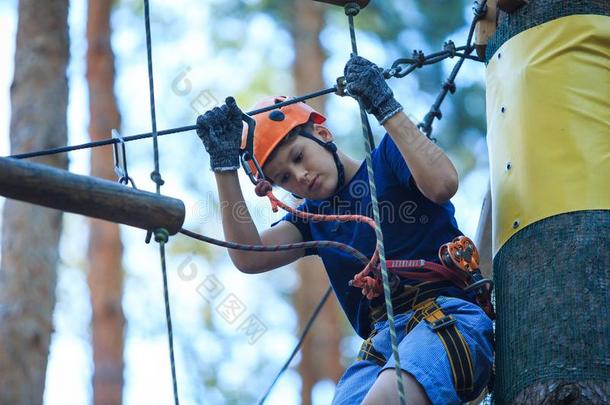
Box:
[313,124,334,142]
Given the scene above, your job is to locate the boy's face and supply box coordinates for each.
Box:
[263,125,339,200]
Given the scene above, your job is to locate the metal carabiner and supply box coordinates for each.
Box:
[239,113,265,185]
[112,129,137,188]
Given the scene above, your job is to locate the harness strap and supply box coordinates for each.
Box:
[357,329,386,367]
[386,259,470,288]
[359,282,455,367]
[369,280,456,324]
[384,257,495,320]
[352,237,496,321]
[407,299,475,396]
[358,297,476,397]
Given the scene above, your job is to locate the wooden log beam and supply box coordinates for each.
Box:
[0,157,185,235]
[312,0,370,9]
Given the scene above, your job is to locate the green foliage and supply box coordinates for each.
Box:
[210,0,486,161]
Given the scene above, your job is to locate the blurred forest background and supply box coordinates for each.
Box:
[0,0,490,404]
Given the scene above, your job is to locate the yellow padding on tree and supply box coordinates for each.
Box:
[486,14,610,255]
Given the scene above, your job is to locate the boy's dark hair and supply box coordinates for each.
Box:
[263,119,314,183]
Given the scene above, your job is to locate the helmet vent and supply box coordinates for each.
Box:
[269,110,285,122]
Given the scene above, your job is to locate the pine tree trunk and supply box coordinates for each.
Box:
[290,2,345,404]
[86,0,125,403]
[0,0,69,403]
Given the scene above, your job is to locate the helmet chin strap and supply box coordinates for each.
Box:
[291,131,346,199]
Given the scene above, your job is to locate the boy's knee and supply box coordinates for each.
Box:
[362,369,431,405]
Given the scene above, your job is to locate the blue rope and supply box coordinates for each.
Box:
[143,1,179,404]
[346,4,406,404]
[143,0,163,193]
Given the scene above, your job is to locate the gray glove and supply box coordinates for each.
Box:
[196,96,243,172]
[344,55,403,124]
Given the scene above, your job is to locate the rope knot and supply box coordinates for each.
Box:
[412,50,426,68]
[150,170,165,186]
[254,180,281,212]
[344,2,361,16]
[472,1,488,19]
[360,276,382,299]
[154,228,170,243]
[443,80,457,94]
[254,179,273,197]
[443,40,457,58]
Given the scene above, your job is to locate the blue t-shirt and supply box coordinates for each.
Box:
[271,133,465,338]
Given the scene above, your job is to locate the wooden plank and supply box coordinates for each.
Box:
[0,156,185,235]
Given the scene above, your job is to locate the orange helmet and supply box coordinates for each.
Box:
[241,96,326,178]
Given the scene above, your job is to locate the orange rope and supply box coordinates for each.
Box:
[256,180,385,299]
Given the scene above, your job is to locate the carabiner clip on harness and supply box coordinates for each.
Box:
[352,236,495,319]
[438,236,495,319]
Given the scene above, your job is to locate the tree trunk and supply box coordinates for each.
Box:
[86,0,125,403]
[0,0,69,403]
[485,1,610,403]
[290,2,345,405]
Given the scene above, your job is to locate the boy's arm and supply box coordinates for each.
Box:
[383,112,458,204]
[195,97,304,274]
[214,171,305,274]
[344,56,458,204]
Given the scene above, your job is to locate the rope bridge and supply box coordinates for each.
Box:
[0,1,491,404]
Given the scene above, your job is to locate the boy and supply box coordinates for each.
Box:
[196,56,493,404]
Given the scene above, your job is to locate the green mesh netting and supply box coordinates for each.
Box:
[493,210,610,403]
[485,0,610,62]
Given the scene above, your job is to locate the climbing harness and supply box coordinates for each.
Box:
[352,236,495,319]
[369,280,460,324]
[350,235,494,401]
[360,297,476,397]
[357,329,385,366]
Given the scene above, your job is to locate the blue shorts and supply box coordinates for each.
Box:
[332,297,494,405]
